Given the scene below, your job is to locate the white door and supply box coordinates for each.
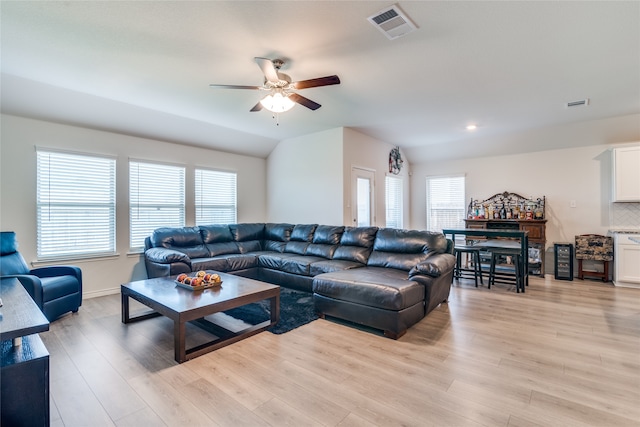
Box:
[351,167,375,227]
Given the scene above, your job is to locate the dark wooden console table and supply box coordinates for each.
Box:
[443,228,529,290]
[1,277,50,427]
[465,219,547,277]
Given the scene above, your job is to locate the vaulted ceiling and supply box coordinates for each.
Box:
[1,1,638,163]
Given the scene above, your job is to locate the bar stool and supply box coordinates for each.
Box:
[488,248,523,292]
[454,245,483,287]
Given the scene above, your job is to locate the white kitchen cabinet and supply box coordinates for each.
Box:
[612,145,640,202]
[613,233,640,288]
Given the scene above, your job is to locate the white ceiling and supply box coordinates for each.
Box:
[1,1,639,163]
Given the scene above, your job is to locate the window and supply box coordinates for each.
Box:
[195,169,237,225]
[356,177,372,226]
[129,161,185,250]
[36,150,116,259]
[426,175,466,232]
[385,175,403,229]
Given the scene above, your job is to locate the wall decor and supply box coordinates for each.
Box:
[389,146,403,175]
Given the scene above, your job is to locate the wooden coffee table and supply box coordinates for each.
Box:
[121,272,279,363]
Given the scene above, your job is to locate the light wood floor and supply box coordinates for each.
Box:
[43,275,640,427]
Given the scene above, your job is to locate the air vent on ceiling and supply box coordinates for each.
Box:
[566,98,590,108]
[367,4,417,40]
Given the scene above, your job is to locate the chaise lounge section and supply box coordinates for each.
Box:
[144,223,455,338]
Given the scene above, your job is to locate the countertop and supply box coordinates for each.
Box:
[608,229,640,234]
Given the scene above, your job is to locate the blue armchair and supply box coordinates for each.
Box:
[0,231,82,321]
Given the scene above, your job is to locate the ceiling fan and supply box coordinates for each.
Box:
[209,57,340,113]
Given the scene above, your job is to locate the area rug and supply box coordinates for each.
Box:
[223,288,318,334]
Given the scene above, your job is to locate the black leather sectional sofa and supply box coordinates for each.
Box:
[144,223,456,338]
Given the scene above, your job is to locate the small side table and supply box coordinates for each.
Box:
[575,234,613,282]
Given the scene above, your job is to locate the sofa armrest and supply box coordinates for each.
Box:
[30,265,82,282]
[408,253,456,278]
[145,247,191,265]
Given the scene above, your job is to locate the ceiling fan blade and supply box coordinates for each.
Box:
[289,93,321,110]
[292,75,340,90]
[209,84,262,90]
[255,57,280,83]
[250,101,263,112]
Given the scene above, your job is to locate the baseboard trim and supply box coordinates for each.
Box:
[83,287,120,299]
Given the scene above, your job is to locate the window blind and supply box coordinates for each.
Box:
[385,175,403,229]
[36,150,116,259]
[129,161,185,250]
[426,175,466,232]
[195,169,237,225]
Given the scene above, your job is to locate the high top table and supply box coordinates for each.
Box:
[0,277,51,427]
[442,228,529,291]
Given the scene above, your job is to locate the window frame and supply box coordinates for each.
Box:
[129,159,186,251]
[36,148,117,261]
[385,174,404,229]
[194,168,238,226]
[426,174,466,234]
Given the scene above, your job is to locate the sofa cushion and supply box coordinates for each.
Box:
[305,243,338,259]
[257,252,299,270]
[283,224,316,255]
[309,259,364,276]
[372,228,431,253]
[367,251,430,271]
[339,226,378,247]
[281,255,327,276]
[290,224,317,242]
[41,275,81,302]
[236,240,262,254]
[265,223,294,241]
[263,223,294,252]
[332,226,378,264]
[145,247,191,265]
[191,257,230,272]
[371,228,447,255]
[150,227,209,259]
[367,229,448,271]
[224,253,259,271]
[312,225,345,244]
[200,224,234,244]
[284,241,309,255]
[206,242,241,257]
[313,267,424,311]
[0,231,19,255]
[408,253,455,278]
[230,223,265,242]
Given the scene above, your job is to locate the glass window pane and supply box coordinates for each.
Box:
[385,175,403,229]
[426,175,466,233]
[129,161,185,250]
[37,150,116,259]
[357,177,370,227]
[195,169,237,225]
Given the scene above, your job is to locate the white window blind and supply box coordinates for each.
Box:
[129,161,185,250]
[36,150,116,259]
[385,175,403,229]
[426,175,466,232]
[195,169,237,225]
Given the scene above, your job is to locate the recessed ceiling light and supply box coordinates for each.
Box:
[466,124,478,131]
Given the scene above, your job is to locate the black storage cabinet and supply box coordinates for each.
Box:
[554,243,574,281]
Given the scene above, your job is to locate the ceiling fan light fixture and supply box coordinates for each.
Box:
[260,92,295,113]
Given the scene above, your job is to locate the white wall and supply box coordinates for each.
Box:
[0,114,267,297]
[343,128,410,228]
[266,128,343,224]
[410,143,639,271]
